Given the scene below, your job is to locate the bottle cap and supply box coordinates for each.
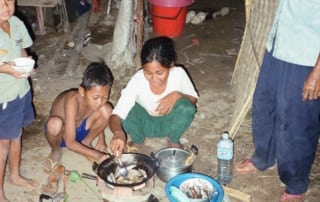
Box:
[222,132,229,139]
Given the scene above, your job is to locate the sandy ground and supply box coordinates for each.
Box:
[3,0,320,202]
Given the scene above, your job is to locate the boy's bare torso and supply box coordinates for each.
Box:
[49,89,94,128]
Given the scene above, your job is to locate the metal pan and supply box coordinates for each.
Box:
[93,152,160,188]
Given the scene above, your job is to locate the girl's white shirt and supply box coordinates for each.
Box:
[112,66,198,119]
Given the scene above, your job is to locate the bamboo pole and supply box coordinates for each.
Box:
[245,0,252,23]
[231,0,251,84]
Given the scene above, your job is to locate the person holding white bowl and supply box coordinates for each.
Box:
[0,0,38,201]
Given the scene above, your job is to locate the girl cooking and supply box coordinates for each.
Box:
[109,36,199,156]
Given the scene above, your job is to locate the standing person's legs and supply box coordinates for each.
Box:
[8,91,37,189]
[0,92,37,190]
[276,63,320,195]
[0,139,10,202]
[8,132,38,189]
[251,51,278,170]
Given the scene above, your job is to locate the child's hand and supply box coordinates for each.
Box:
[18,71,32,79]
[12,70,32,79]
[97,153,111,164]
[1,63,32,79]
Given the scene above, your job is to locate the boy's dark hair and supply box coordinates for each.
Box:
[80,62,114,90]
[140,36,176,69]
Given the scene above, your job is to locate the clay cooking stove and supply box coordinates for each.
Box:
[97,176,155,202]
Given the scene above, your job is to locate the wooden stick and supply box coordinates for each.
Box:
[222,185,251,202]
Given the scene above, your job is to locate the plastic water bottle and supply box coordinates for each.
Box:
[216,131,233,185]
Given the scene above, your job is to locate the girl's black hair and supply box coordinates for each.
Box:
[140,36,176,68]
[80,62,114,90]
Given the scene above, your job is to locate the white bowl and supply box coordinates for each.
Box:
[12,57,35,73]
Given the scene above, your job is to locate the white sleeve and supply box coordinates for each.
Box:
[112,74,139,119]
[176,67,199,98]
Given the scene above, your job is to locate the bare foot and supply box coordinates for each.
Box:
[126,141,144,152]
[235,159,258,174]
[168,141,184,149]
[0,198,9,202]
[0,192,9,202]
[43,149,62,173]
[9,175,39,190]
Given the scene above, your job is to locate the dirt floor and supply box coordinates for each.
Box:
[4,0,320,201]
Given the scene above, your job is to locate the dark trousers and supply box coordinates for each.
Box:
[252,51,320,194]
[122,98,196,144]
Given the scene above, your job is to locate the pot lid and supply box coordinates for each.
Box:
[154,145,198,168]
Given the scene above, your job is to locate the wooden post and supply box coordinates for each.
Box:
[135,0,144,68]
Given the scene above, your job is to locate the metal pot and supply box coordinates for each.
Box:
[93,153,160,188]
[152,145,198,182]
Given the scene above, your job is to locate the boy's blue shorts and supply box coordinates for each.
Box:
[60,118,90,147]
[0,91,35,139]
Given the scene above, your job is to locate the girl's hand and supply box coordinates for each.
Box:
[97,153,111,164]
[110,131,126,157]
[156,91,182,115]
